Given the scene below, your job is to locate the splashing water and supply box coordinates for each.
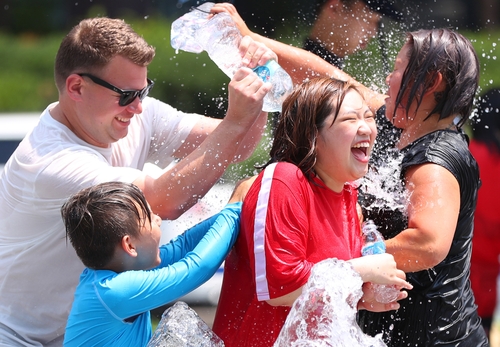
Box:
[274,258,386,347]
[357,148,408,215]
[148,301,224,347]
[148,260,388,346]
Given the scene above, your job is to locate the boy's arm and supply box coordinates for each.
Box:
[159,176,256,264]
[102,202,242,319]
[158,203,239,265]
[100,178,255,318]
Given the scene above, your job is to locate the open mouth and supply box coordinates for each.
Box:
[352,142,370,161]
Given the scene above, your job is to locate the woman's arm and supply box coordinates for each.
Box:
[385,163,460,272]
[348,253,409,286]
[267,254,412,308]
[266,287,303,307]
[210,2,387,113]
[349,254,413,312]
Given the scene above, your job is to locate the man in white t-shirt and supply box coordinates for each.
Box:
[0,17,274,346]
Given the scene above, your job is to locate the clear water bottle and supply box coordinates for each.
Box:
[193,9,244,78]
[361,220,400,303]
[171,2,293,112]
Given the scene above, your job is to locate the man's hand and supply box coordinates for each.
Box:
[238,36,277,68]
[225,67,270,129]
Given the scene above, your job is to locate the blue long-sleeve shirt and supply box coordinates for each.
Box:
[63,202,241,347]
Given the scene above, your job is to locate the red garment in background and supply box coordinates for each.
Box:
[469,140,500,319]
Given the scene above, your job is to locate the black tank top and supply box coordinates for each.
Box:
[357,129,488,346]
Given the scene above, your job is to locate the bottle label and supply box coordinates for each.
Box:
[361,241,386,256]
[253,60,279,82]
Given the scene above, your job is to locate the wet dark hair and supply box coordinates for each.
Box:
[472,88,500,153]
[393,28,480,127]
[54,17,155,91]
[61,182,152,269]
[267,77,357,181]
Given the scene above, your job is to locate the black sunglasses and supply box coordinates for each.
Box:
[78,73,154,107]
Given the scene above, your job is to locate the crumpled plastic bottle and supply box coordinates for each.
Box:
[171,2,293,112]
[147,301,223,347]
[361,219,401,304]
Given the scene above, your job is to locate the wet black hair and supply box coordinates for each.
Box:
[61,182,152,269]
[393,28,479,128]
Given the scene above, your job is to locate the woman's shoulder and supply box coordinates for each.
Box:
[252,162,310,195]
[403,130,469,160]
[402,130,478,182]
[272,162,308,182]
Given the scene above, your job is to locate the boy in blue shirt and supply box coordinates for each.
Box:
[61,180,251,346]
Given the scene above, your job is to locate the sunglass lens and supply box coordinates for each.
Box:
[119,92,137,107]
[139,88,149,101]
[141,82,154,101]
[118,80,153,106]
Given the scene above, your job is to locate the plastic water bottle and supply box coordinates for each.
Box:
[171,2,293,112]
[361,220,400,303]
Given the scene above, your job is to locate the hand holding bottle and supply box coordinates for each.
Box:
[361,220,406,303]
[171,2,293,112]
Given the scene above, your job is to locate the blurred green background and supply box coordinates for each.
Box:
[1,1,499,114]
[0,0,499,179]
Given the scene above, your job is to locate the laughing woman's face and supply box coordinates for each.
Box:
[314,89,377,192]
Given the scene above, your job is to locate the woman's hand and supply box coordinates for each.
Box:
[357,282,408,312]
[348,253,412,287]
[210,3,252,36]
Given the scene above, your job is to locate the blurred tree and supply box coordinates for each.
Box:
[1,0,497,35]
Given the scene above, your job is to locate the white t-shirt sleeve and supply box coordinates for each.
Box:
[140,97,202,169]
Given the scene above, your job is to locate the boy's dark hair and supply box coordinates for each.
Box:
[61,182,152,269]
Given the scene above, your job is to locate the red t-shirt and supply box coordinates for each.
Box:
[213,162,363,347]
[469,140,500,318]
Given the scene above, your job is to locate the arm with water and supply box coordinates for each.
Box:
[385,163,459,272]
[210,3,387,113]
